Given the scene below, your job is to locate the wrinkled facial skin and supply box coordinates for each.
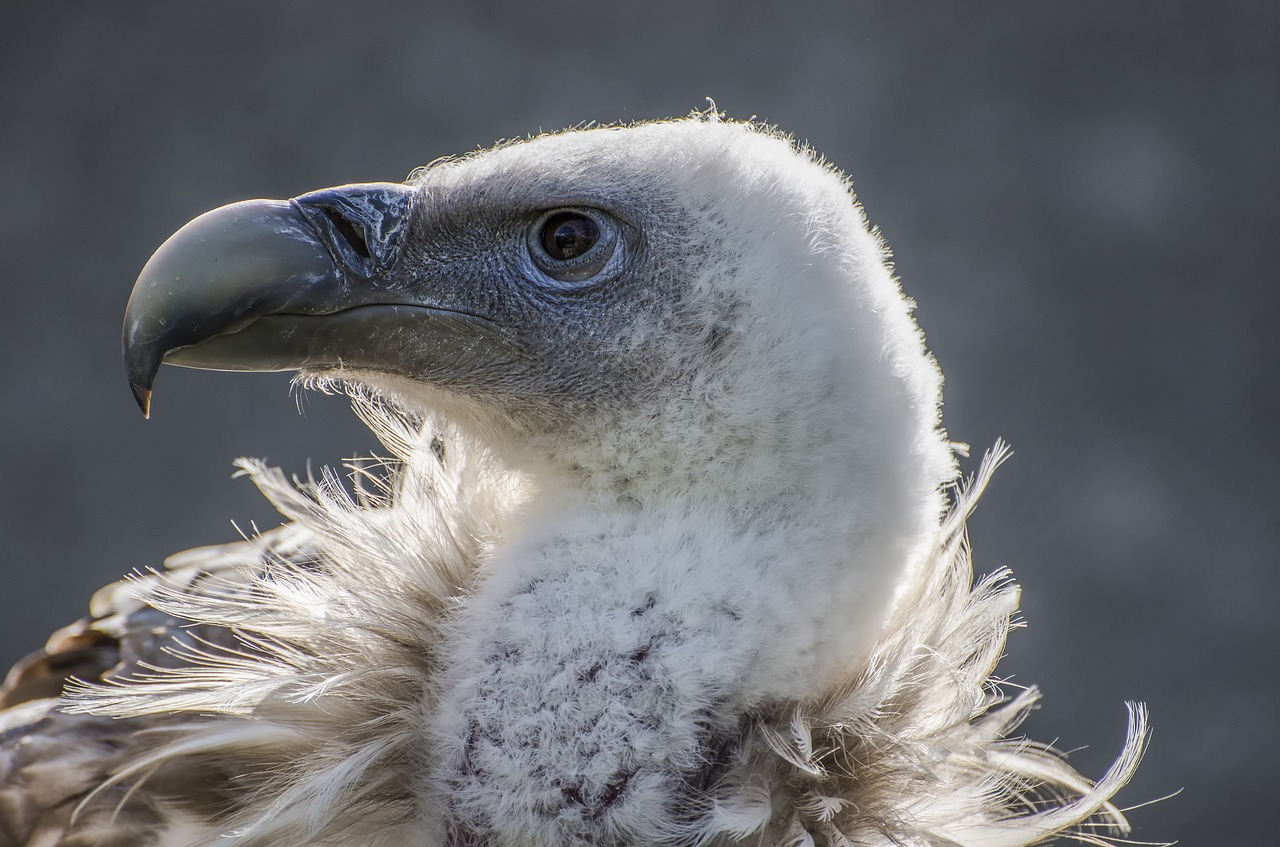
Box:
[373,162,727,434]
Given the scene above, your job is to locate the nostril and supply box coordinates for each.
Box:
[322,207,371,260]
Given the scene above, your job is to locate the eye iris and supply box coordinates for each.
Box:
[542,213,599,261]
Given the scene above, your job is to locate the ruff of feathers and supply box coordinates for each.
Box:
[67,394,1146,847]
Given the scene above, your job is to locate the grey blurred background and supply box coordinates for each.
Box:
[1,2,1274,842]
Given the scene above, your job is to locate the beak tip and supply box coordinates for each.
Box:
[130,382,153,419]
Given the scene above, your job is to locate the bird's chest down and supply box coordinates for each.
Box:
[427,565,753,847]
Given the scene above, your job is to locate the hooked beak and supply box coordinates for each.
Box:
[122,183,501,417]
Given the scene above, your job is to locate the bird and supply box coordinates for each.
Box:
[0,113,1147,847]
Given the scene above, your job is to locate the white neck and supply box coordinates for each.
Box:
[423,430,924,844]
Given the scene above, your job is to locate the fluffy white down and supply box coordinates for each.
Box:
[63,116,1146,847]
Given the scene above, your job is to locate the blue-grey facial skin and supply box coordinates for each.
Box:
[126,164,728,432]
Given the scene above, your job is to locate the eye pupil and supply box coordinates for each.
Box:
[541,212,599,260]
[528,209,617,284]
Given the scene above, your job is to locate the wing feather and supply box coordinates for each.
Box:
[0,525,317,847]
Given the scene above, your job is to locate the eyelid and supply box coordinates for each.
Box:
[527,207,620,287]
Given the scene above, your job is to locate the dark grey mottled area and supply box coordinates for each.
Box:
[0,2,1272,843]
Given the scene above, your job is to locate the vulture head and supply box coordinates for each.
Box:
[127,118,952,555]
[48,115,1143,847]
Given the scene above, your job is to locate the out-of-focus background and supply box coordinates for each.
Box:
[1,2,1273,842]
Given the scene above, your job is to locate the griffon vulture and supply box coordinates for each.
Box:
[0,115,1146,847]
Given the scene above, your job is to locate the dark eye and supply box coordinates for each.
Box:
[527,208,619,285]
[541,212,599,260]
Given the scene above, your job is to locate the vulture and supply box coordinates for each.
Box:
[0,115,1147,847]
